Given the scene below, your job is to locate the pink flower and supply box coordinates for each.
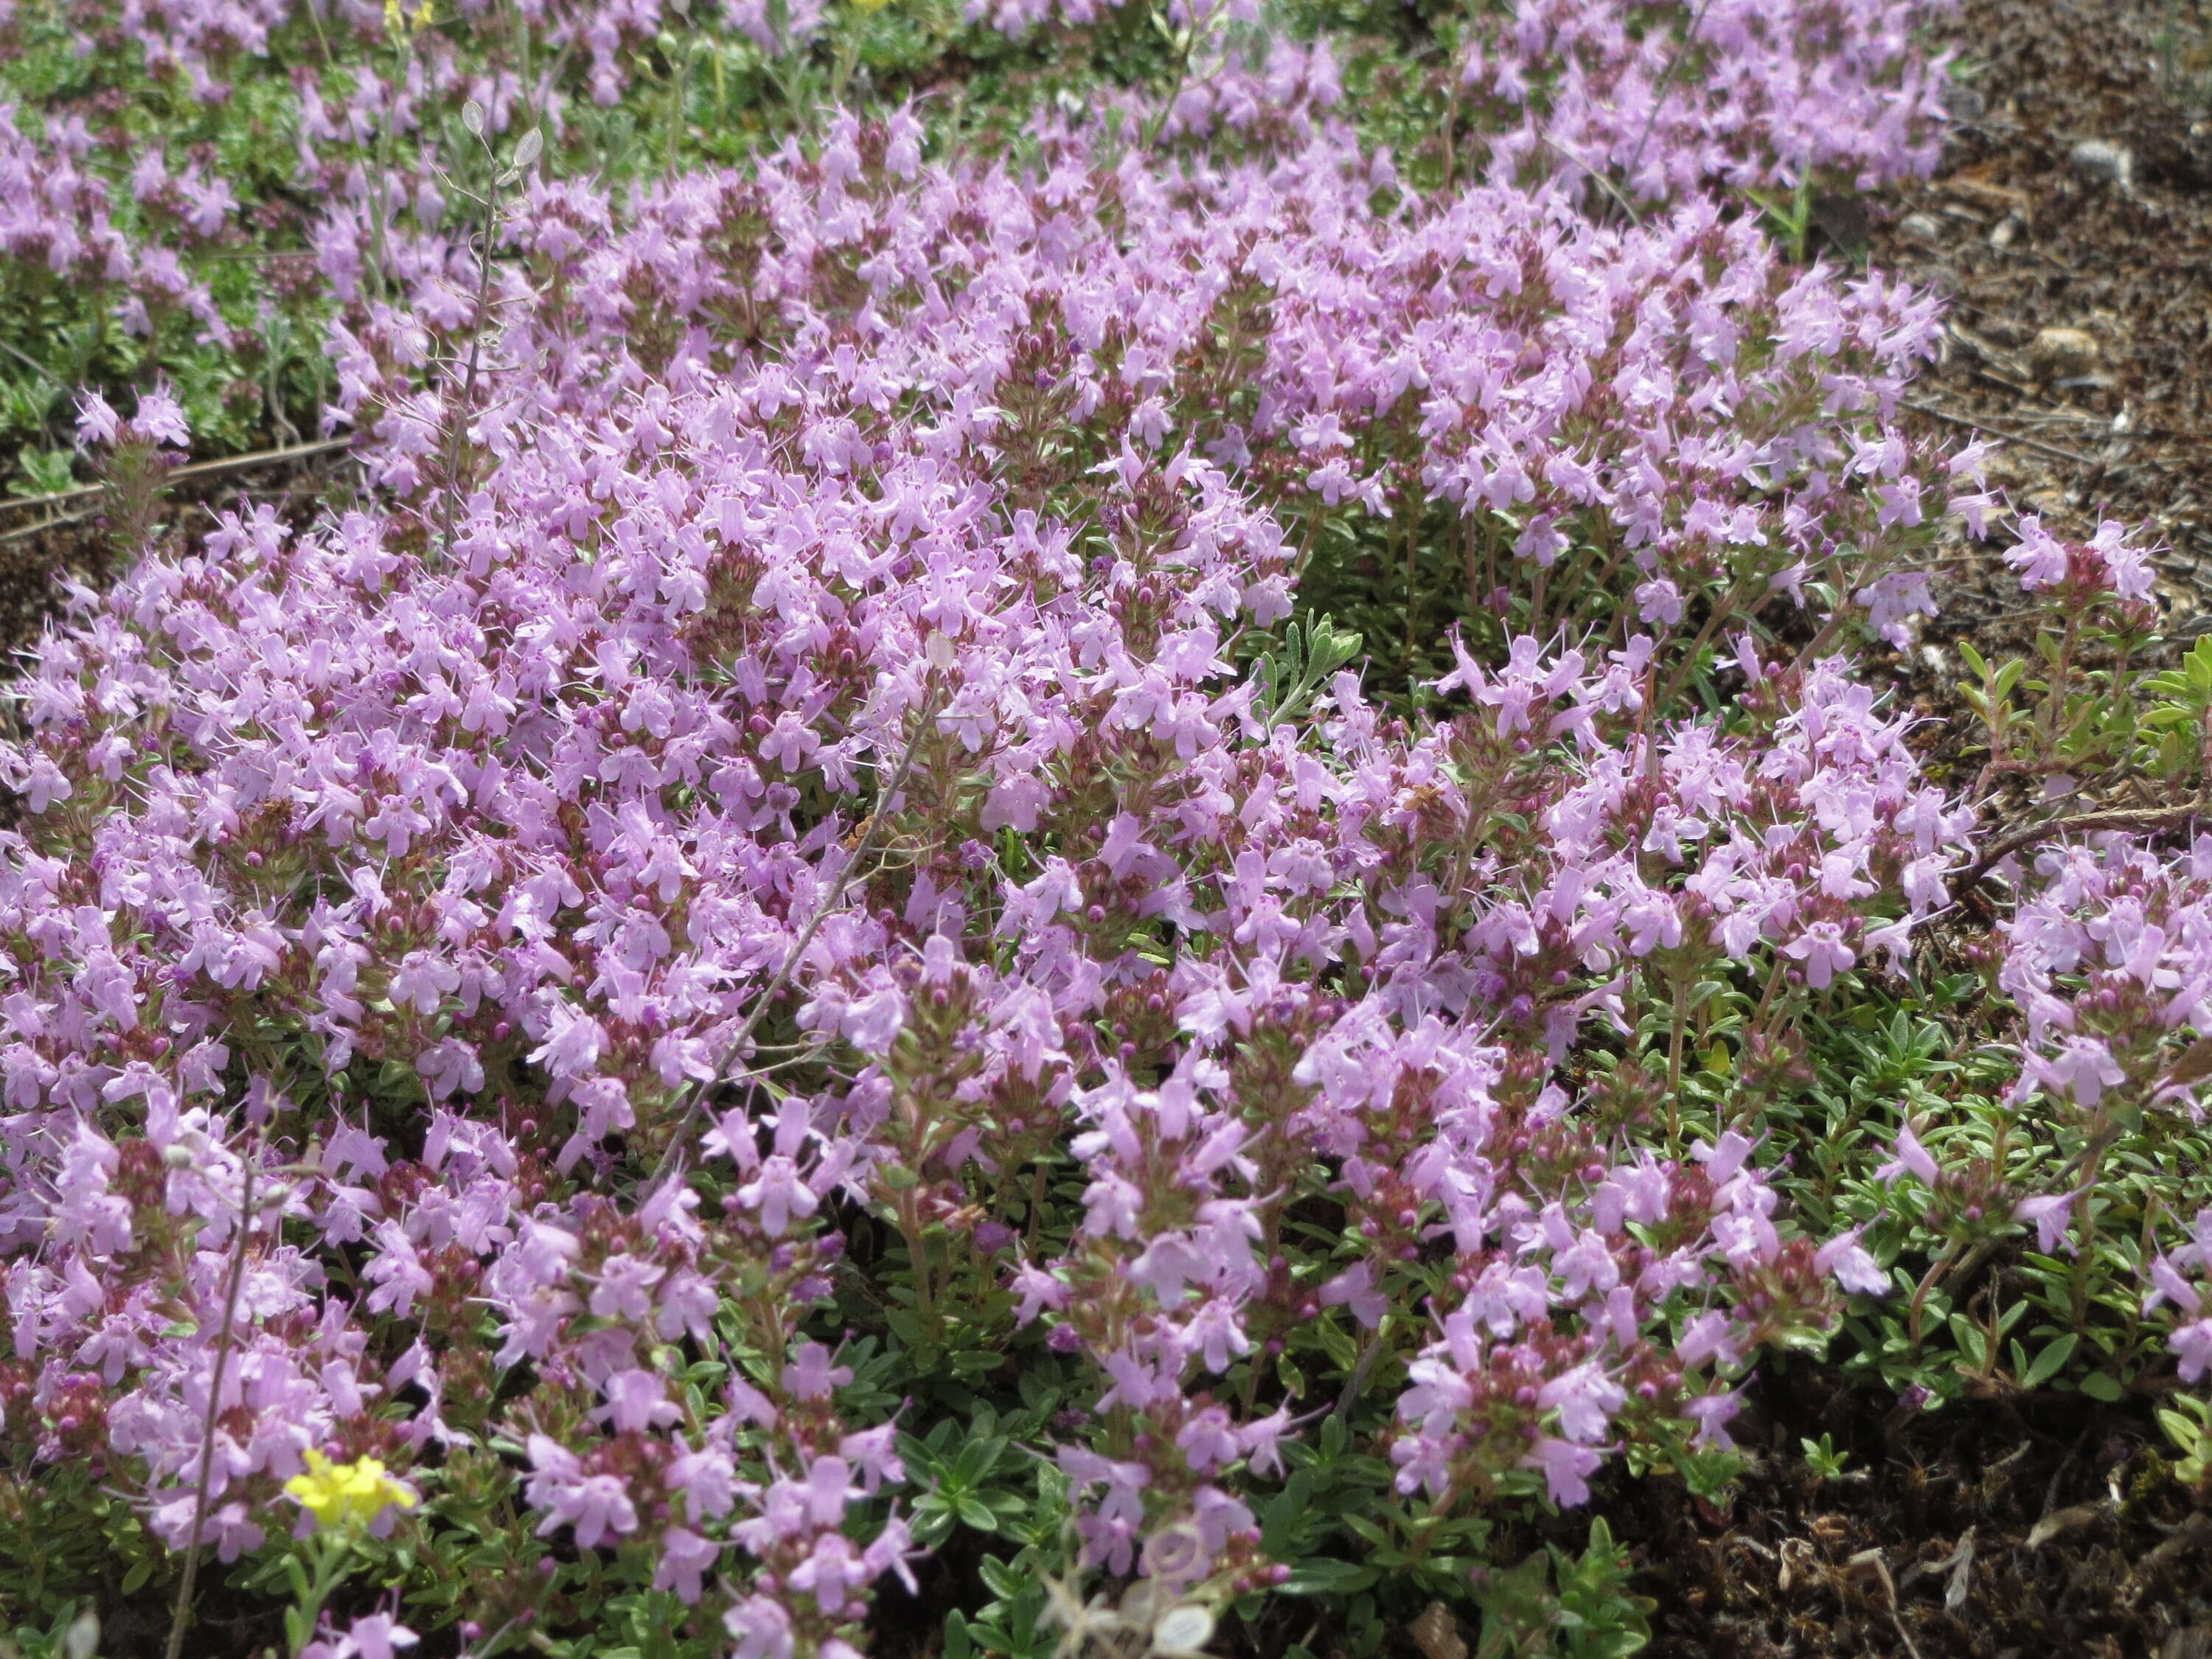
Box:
[75,391,120,447]
[2176,1319,2212,1383]
[2013,1193,2076,1256]
[1538,1363,1624,1444]
[2025,1037,2125,1107]
[654,1527,721,1603]
[331,1614,417,1659]
[128,386,191,449]
[1815,1227,1888,1295]
[1876,1124,1940,1186]
[725,1596,795,1659]
[1523,1436,1602,1506]
[1782,921,1856,989]
[1318,1262,1388,1329]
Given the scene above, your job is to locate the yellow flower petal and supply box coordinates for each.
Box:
[284,1453,416,1530]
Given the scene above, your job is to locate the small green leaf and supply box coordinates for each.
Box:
[1281,1559,1378,1596]
[2157,1407,2204,1455]
[2021,1332,2078,1389]
[2079,1371,2124,1402]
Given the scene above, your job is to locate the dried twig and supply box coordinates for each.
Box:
[0,507,99,547]
[1846,1549,1927,1659]
[0,437,354,518]
[1949,802,2208,904]
[1899,397,2104,469]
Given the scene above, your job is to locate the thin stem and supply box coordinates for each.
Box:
[1402,504,1421,672]
[1654,583,1746,712]
[1531,130,1643,226]
[302,0,337,65]
[1439,60,1464,192]
[1905,1239,1958,1352]
[1143,0,1220,152]
[288,1532,359,1658]
[1613,0,1716,213]
[1664,971,1688,1152]
[164,1155,260,1659]
[645,687,942,1192]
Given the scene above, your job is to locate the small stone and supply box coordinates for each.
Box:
[2025,327,2100,380]
[1811,191,1870,256]
[2070,139,2135,189]
[1899,211,1941,240]
[1944,83,1986,122]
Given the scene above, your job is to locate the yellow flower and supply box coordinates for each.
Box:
[284,1451,418,1531]
[383,0,434,41]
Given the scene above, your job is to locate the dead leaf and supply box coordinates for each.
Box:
[2161,1037,2212,1091]
[1944,1526,1975,1613]
[2026,1500,2112,1548]
[1408,1601,1467,1659]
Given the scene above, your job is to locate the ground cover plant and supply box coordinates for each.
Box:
[0,0,2209,1656]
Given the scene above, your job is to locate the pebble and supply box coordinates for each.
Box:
[2025,326,2101,380]
[2070,139,2135,189]
[1899,210,1941,240]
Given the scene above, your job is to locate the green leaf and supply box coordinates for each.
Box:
[1280,1559,1379,1596]
[2020,1332,2078,1389]
[978,1555,1025,1601]
[1946,1313,1986,1370]
[2079,1371,2124,1402]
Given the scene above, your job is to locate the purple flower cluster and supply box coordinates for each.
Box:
[1456,0,1955,198]
[18,0,2208,1649]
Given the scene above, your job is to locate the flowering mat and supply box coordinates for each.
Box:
[1,0,2211,1657]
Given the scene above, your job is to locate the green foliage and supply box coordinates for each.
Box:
[1252,613,1365,732]
[902,1411,1039,1548]
[1799,1433,1851,1480]
[0,1464,172,1634]
[0,1605,101,1659]
[2157,1393,2212,1494]
[1953,610,2208,801]
[1470,1520,1652,1659]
